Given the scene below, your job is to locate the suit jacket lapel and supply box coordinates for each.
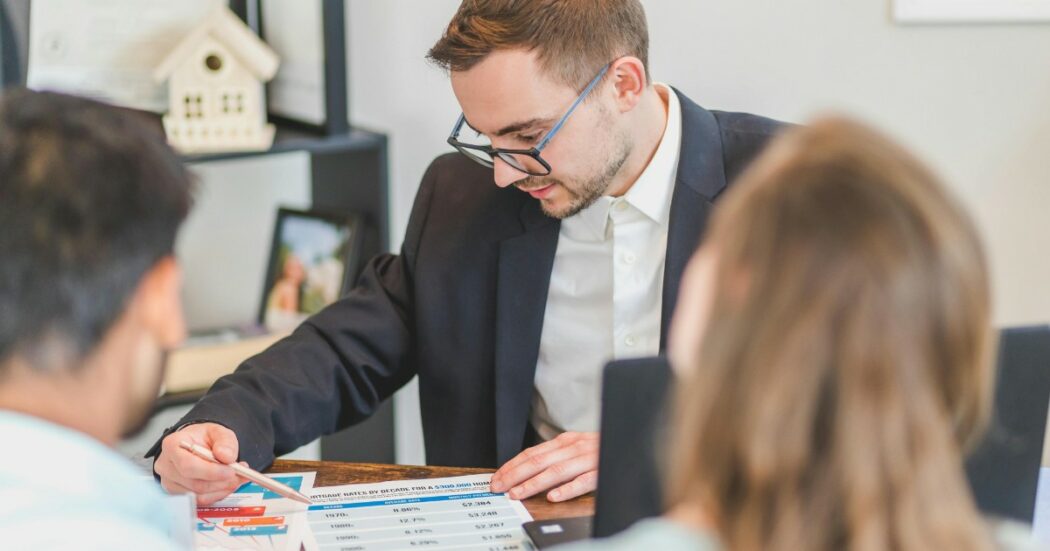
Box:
[492,90,729,462]
[494,199,560,465]
[660,90,729,349]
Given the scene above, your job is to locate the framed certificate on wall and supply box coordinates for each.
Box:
[257,0,348,135]
[895,0,1050,23]
[8,0,224,111]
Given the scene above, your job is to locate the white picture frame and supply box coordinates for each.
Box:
[260,0,326,127]
[257,0,348,135]
[895,0,1050,23]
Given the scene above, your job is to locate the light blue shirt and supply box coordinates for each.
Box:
[0,410,185,550]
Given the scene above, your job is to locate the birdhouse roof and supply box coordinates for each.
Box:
[154,6,279,83]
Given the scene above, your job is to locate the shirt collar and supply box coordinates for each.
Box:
[561,83,682,240]
[570,195,614,241]
[623,83,681,227]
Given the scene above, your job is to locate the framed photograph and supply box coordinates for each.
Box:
[258,207,365,331]
[895,0,1050,23]
[256,0,348,135]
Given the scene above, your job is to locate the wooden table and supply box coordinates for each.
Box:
[270,460,595,521]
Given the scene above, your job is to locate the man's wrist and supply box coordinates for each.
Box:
[147,419,233,480]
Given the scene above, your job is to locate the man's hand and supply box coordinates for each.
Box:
[489,431,599,503]
[155,422,248,505]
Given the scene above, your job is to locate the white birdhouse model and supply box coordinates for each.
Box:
[154,7,280,154]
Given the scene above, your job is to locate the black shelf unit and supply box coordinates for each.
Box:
[181,124,396,465]
[182,124,391,253]
[1,0,397,465]
[183,126,383,161]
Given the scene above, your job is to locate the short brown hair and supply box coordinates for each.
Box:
[427,0,650,89]
[668,118,995,551]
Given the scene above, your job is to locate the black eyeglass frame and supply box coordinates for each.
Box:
[446,64,612,177]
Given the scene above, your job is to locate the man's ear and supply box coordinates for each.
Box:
[135,256,186,350]
[608,56,648,114]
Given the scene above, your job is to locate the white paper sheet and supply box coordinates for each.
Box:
[1035,467,1050,543]
[307,473,536,550]
[195,471,316,551]
[26,0,223,112]
[163,492,198,549]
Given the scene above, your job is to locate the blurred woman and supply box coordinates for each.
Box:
[558,118,1036,550]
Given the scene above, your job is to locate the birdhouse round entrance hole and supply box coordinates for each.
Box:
[205,54,223,72]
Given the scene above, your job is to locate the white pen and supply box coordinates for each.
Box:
[178,440,313,505]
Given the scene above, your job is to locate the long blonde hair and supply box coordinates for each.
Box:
[667,117,996,551]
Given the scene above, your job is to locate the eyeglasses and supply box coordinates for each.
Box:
[446,64,611,177]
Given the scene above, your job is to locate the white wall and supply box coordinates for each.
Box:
[644,1,1050,328]
[347,1,1050,464]
[348,0,463,248]
[348,0,462,465]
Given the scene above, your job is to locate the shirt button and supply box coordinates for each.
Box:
[624,335,637,347]
[622,252,637,264]
[614,201,629,212]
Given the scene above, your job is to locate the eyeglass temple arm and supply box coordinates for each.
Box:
[450,113,466,137]
[536,64,611,151]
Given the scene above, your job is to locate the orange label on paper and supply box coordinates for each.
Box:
[223,515,286,527]
[197,506,266,518]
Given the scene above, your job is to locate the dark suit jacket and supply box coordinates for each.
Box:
[148,90,782,470]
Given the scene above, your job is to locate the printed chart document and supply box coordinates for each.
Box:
[307,474,535,550]
[195,471,316,551]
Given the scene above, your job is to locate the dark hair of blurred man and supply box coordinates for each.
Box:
[0,89,194,550]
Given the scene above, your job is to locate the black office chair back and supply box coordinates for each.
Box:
[965,324,1050,522]
[594,357,672,538]
[594,325,1050,536]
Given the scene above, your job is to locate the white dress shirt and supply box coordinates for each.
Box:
[530,84,682,441]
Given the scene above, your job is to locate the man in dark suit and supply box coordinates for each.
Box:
[151,0,782,505]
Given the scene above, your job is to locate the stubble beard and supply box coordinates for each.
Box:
[520,134,633,220]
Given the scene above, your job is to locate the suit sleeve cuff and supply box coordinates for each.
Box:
[145,418,237,481]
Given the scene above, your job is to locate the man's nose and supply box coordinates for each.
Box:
[492,157,524,189]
